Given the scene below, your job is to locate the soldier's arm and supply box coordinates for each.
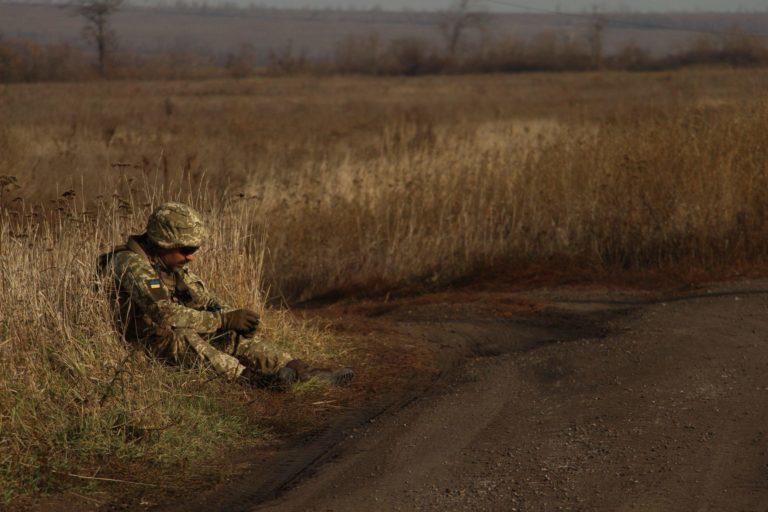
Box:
[183,270,235,313]
[115,254,223,333]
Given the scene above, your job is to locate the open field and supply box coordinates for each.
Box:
[3,68,768,505]
[5,69,768,298]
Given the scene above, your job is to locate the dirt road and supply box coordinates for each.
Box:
[168,281,768,512]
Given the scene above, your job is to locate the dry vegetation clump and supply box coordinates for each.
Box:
[0,36,226,84]
[3,27,768,82]
[233,29,768,77]
[254,100,768,300]
[3,69,768,500]
[0,195,347,501]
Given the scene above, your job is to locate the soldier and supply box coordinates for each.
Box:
[98,201,354,388]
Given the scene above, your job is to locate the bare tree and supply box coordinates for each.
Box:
[439,0,487,58]
[225,43,257,79]
[75,0,123,77]
[587,5,606,70]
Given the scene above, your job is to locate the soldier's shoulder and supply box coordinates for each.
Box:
[112,250,154,277]
[182,268,206,284]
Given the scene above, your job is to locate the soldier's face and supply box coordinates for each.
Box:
[159,247,197,269]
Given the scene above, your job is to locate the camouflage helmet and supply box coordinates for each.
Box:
[145,202,208,249]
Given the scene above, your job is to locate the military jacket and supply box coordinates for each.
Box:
[101,235,231,342]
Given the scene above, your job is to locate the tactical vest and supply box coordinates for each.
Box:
[96,234,196,304]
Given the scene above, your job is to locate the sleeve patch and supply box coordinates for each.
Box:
[146,278,169,300]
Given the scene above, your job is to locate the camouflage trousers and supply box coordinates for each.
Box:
[147,328,292,380]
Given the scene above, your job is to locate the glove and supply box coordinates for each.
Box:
[220,308,260,335]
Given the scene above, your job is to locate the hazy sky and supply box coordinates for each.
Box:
[243,0,768,11]
[19,0,768,11]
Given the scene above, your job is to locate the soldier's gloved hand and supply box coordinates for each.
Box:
[220,309,260,335]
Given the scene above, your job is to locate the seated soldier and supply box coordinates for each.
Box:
[98,201,354,388]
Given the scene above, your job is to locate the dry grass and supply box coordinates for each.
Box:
[0,196,351,502]
[3,68,768,501]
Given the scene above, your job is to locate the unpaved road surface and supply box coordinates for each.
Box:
[172,281,768,512]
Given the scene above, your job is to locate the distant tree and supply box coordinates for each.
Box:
[225,43,257,79]
[439,0,488,58]
[266,41,309,75]
[587,5,606,70]
[383,38,440,76]
[75,0,123,77]
[334,33,382,74]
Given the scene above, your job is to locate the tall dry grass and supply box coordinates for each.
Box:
[3,69,768,499]
[0,194,345,500]
[253,98,768,300]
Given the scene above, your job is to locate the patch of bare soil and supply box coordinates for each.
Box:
[196,280,768,512]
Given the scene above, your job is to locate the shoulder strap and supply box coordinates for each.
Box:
[96,244,128,276]
[96,236,150,276]
[125,236,150,261]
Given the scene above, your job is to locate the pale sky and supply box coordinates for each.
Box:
[9,0,767,11]
[238,0,768,11]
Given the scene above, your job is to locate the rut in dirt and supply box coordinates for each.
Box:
[166,282,768,512]
[160,295,627,512]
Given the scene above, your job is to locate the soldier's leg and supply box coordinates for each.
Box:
[226,333,354,386]
[206,331,353,387]
[208,330,291,375]
[148,328,245,379]
[146,327,191,365]
[236,336,292,374]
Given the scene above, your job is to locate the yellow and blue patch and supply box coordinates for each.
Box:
[146,278,169,301]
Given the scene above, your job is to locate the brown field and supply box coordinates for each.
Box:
[3,68,768,503]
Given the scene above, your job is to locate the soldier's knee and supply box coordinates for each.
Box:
[150,328,197,364]
[208,329,239,352]
[236,338,291,374]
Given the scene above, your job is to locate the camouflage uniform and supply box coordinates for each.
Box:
[100,203,291,380]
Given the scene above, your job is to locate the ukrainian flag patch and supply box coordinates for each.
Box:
[146,278,169,301]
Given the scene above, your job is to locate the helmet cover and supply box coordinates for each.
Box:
[145,202,208,249]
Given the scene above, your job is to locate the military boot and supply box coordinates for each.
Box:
[284,359,355,387]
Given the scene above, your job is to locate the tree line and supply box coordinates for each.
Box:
[1,0,767,82]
